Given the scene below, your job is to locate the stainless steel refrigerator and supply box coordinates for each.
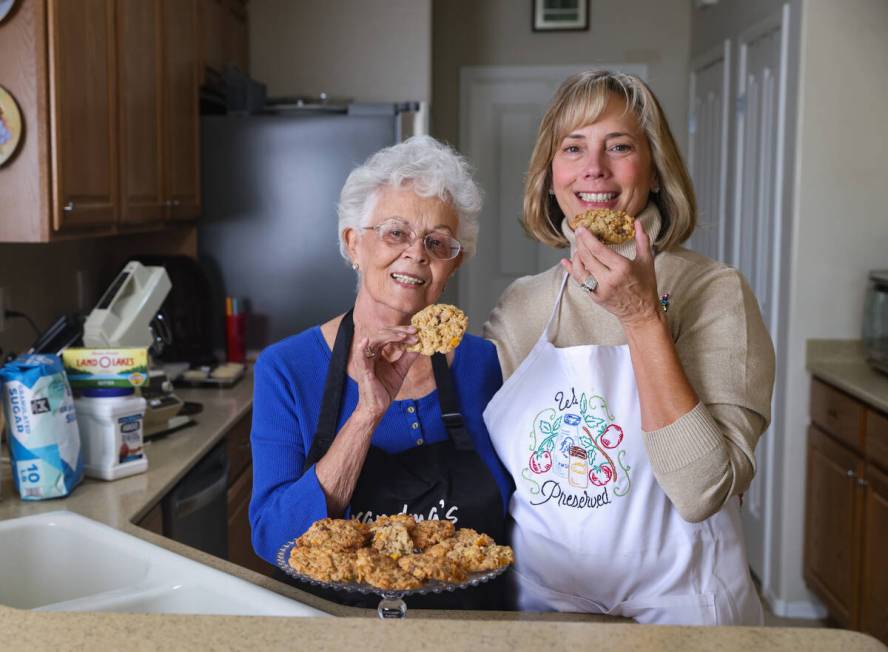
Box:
[198,104,419,351]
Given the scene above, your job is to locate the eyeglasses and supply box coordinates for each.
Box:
[363,219,462,261]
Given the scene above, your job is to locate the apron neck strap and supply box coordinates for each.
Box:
[542,273,571,343]
[303,310,474,472]
[431,352,475,451]
[304,308,355,472]
[543,242,658,344]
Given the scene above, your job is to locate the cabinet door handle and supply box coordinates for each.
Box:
[847,469,856,478]
[857,478,869,488]
[172,199,180,207]
[62,201,75,212]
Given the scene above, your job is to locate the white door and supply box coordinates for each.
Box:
[458,64,647,333]
[731,15,789,588]
[688,43,731,263]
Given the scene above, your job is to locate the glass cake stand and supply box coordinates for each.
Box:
[276,539,509,619]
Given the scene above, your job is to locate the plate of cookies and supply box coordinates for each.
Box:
[276,514,513,617]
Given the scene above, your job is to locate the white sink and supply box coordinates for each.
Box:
[0,511,328,617]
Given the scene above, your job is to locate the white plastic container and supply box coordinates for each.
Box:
[74,388,148,481]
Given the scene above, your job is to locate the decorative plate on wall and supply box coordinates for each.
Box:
[0,0,16,23]
[0,85,23,166]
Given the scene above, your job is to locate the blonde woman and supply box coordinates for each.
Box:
[483,71,775,624]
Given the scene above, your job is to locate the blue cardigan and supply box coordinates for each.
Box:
[248,327,512,564]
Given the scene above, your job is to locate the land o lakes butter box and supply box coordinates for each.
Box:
[62,348,149,388]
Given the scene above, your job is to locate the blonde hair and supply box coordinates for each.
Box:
[523,70,696,250]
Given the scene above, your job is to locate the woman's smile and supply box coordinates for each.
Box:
[390,271,427,288]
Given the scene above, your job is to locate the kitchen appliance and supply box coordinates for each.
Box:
[863,270,888,374]
[162,441,230,559]
[130,255,217,366]
[84,262,171,350]
[198,102,422,349]
[27,313,83,355]
[84,261,189,437]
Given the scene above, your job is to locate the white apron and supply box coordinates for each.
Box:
[484,274,763,625]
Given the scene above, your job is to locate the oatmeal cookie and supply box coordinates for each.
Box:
[422,538,457,559]
[288,546,357,583]
[369,513,417,532]
[370,522,416,560]
[398,552,467,583]
[355,548,422,590]
[568,208,635,245]
[406,304,468,356]
[453,527,494,547]
[295,517,370,551]
[411,519,455,550]
[446,543,513,572]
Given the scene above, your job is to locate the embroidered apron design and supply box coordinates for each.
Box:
[523,389,631,503]
[484,273,763,625]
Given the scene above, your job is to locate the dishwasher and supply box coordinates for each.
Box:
[162,441,229,559]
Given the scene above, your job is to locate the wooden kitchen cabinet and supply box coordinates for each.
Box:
[117,0,165,225]
[228,464,270,575]
[861,445,888,641]
[47,0,119,231]
[162,0,201,220]
[0,0,204,242]
[224,408,274,577]
[117,0,200,225]
[804,378,888,643]
[804,426,864,627]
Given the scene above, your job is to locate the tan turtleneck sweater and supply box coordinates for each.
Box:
[482,204,776,522]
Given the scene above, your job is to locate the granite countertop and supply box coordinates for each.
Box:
[806,340,888,413]
[1,365,886,650]
[1,612,885,652]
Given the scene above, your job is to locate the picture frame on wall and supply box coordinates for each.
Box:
[532,0,589,32]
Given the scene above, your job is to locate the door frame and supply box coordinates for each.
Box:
[688,40,732,263]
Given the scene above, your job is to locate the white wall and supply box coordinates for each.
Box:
[432,0,692,152]
[779,0,888,607]
[249,0,432,102]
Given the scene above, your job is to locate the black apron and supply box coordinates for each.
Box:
[276,309,507,610]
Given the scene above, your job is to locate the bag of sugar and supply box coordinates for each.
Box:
[0,354,84,500]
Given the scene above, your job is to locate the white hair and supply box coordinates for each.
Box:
[337,135,482,261]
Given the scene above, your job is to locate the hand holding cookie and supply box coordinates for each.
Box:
[562,218,663,327]
[355,326,421,419]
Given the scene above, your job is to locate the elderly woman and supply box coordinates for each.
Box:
[249,135,511,608]
[482,71,775,624]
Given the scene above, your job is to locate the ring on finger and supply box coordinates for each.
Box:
[581,274,598,293]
